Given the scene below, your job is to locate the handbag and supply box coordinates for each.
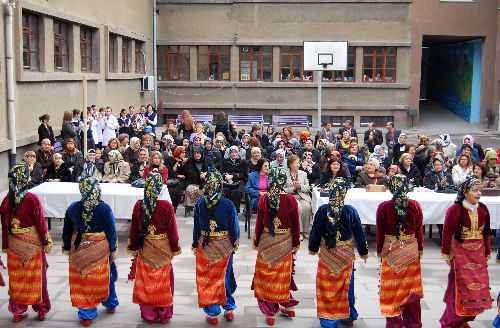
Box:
[131,179,145,188]
[435,184,459,194]
[166,178,180,187]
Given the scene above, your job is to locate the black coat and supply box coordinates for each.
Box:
[364,129,383,145]
[204,149,222,171]
[45,163,72,182]
[185,158,207,186]
[38,124,55,145]
[222,158,248,183]
[399,163,423,187]
[27,162,43,188]
[423,170,452,190]
[297,148,321,163]
[300,162,321,186]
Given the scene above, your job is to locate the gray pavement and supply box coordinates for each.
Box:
[0,207,498,328]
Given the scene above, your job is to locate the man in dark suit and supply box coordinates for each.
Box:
[338,120,357,140]
[363,122,383,145]
[384,121,401,161]
[320,121,335,143]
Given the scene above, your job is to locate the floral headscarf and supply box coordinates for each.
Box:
[108,149,123,175]
[8,164,30,214]
[75,176,101,249]
[204,169,223,210]
[138,172,164,249]
[388,174,409,238]
[325,177,349,248]
[267,167,287,236]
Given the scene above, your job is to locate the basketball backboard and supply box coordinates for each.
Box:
[303,41,348,71]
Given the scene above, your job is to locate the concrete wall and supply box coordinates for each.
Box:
[157,0,412,129]
[0,0,155,190]
[411,0,499,128]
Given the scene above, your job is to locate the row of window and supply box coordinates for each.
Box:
[22,11,145,74]
[158,46,396,83]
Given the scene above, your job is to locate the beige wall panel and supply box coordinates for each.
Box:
[0,12,7,142]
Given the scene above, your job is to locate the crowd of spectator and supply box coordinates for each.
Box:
[31,108,500,236]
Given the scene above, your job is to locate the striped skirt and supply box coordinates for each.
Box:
[7,249,43,305]
[253,252,293,304]
[316,260,353,320]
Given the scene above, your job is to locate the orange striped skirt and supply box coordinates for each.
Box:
[379,258,423,317]
[196,246,230,308]
[7,249,43,305]
[69,260,110,309]
[133,254,172,307]
[253,252,293,304]
[316,260,352,320]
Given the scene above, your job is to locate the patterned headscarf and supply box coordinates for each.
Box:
[108,150,123,175]
[82,150,97,178]
[325,178,349,249]
[456,177,481,204]
[8,164,30,215]
[202,170,224,248]
[138,172,164,249]
[267,167,287,236]
[388,174,409,238]
[75,176,101,249]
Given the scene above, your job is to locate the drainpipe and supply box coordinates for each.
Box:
[153,1,158,114]
[2,0,16,168]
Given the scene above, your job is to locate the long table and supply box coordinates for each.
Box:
[312,188,500,227]
[31,182,171,219]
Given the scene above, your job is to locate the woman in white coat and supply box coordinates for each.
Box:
[284,154,312,240]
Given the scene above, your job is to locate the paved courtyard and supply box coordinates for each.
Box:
[0,208,498,328]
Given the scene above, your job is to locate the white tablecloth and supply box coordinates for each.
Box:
[30,182,171,219]
[312,188,500,227]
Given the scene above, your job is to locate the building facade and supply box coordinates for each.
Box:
[0,0,154,190]
[156,0,413,130]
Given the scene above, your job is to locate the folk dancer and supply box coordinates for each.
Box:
[440,177,492,328]
[127,172,181,323]
[62,176,119,327]
[192,169,240,325]
[0,164,53,322]
[376,174,424,327]
[309,177,369,328]
[252,167,301,326]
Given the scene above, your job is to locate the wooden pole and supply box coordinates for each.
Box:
[83,75,88,154]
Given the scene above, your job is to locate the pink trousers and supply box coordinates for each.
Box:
[385,293,422,328]
[139,268,174,321]
[257,294,299,317]
[439,265,475,328]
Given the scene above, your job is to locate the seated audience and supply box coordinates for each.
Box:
[61,138,83,180]
[455,135,480,163]
[130,148,149,183]
[36,138,55,176]
[354,158,388,188]
[398,152,422,188]
[143,151,169,183]
[103,137,120,163]
[124,137,141,164]
[184,146,207,208]
[73,149,103,181]
[392,133,408,164]
[284,154,311,240]
[103,149,131,183]
[222,145,248,213]
[23,151,43,188]
[270,149,287,168]
[319,156,350,186]
[203,139,222,171]
[342,142,364,183]
[472,163,490,189]
[484,149,500,184]
[45,153,72,182]
[300,151,321,186]
[451,154,473,186]
[247,147,262,173]
[243,158,270,211]
[423,158,452,190]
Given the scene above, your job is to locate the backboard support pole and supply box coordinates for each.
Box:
[317,70,322,131]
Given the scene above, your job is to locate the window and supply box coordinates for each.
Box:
[360,116,394,127]
[280,46,312,81]
[53,20,69,71]
[239,46,272,81]
[157,45,190,81]
[198,46,230,81]
[22,12,39,70]
[135,40,145,73]
[322,116,354,127]
[122,37,131,73]
[80,27,93,72]
[363,47,397,82]
[323,47,356,82]
[109,33,116,72]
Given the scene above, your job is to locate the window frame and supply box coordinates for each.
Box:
[108,33,116,72]
[22,11,40,70]
[323,47,356,82]
[362,47,397,83]
[135,40,145,73]
[80,26,93,72]
[53,19,69,71]
[122,37,131,73]
[239,46,273,82]
[197,45,231,81]
[157,45,190,81]
[360,116,394,127]
[279,46,312,82]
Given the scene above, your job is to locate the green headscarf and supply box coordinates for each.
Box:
[75,176,101,249]
[388,174,409,238]
[204,169,224,210]
[8,164,30,214]
[138,172,164,249]
[267,167,287,236]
